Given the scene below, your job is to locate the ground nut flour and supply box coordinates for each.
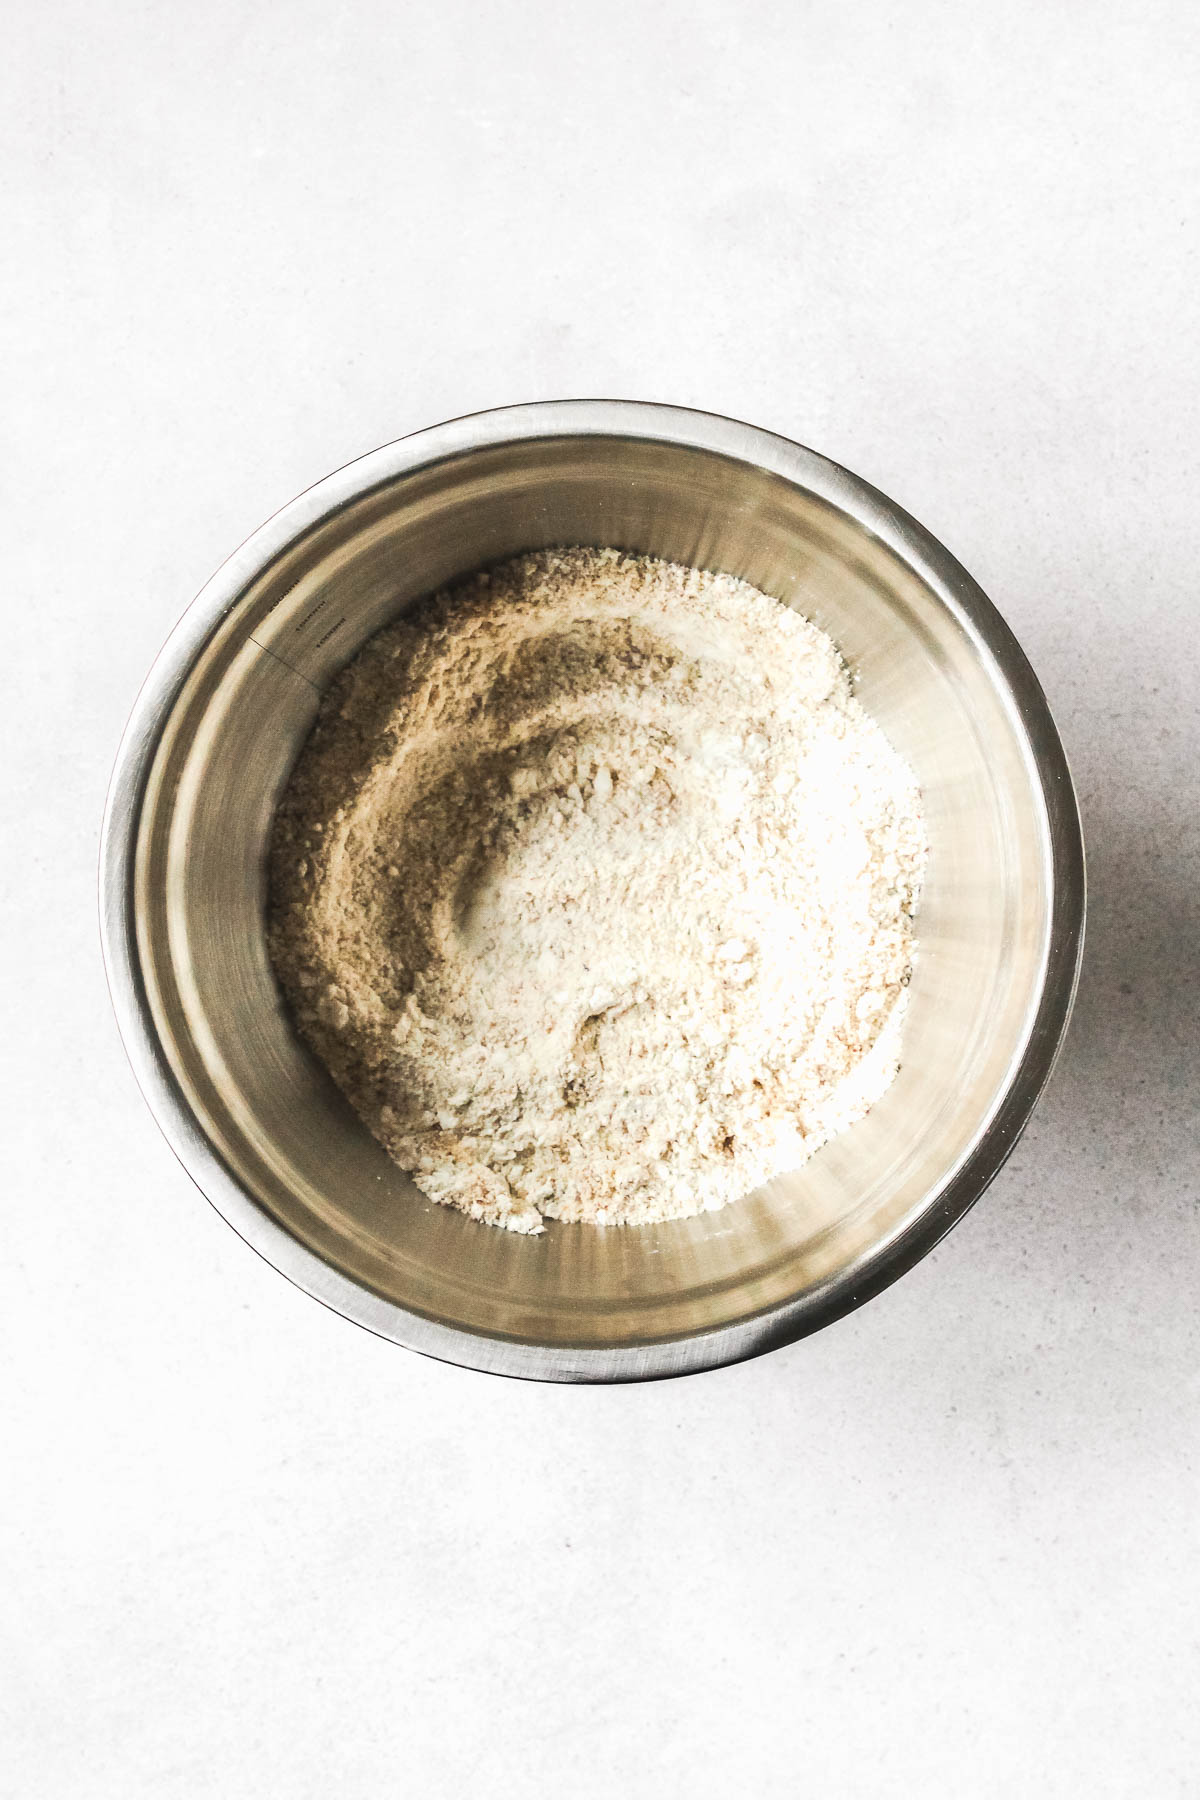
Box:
[268,549,927,1234]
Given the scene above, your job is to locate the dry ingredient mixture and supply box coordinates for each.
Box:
[269,549,927,1234]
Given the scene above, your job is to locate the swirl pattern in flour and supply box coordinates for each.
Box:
[268,548,926,1232]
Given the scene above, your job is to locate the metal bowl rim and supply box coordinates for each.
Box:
[98,398,1086,1383]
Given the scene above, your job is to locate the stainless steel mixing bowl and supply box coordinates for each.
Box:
[100,401,1084,1381]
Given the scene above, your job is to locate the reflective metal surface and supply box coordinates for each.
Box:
[100,402,1085,1381]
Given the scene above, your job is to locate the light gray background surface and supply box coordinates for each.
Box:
[4,2,1198,1794]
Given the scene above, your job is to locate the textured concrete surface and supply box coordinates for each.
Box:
[4,2,1198,1794]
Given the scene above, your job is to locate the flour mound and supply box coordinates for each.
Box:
[268,549,926,1233]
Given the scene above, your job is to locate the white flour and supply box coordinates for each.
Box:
[269,549,927,1233]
